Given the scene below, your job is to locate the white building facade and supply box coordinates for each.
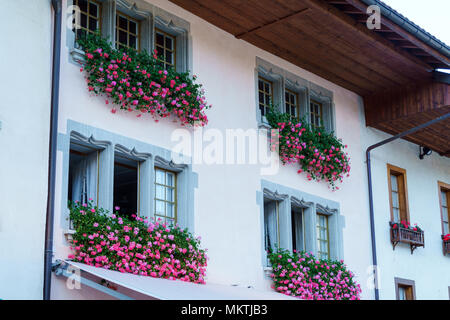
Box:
[0,0,448,300]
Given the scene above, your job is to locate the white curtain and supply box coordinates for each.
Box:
[293,210,304,252]
[264,201,279,251]
[71,151,98,204]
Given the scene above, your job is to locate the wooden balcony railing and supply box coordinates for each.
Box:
[442,236,450,256]
[390,222,424,254]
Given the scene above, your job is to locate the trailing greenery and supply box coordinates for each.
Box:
[77,33,210,126]
[68,200,207,283]
[266,106,350,190]
[268,249,361,300]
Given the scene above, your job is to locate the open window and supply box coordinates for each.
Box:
[439,181,450,235]
[387,164,409,223]
[115,11,140,51]
[114,151,140,218]
[395,278,416,300]
[291,206,305,253]
[68,141,100,205]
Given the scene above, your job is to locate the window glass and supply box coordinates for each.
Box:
[316,213,329,260]
[285,90,299,120]
[73,0,101,41]
[258,77,273,117]
[155,29,176,70]
[309,100,323,130]
[115,12,140,51]
[441,188,449,234]
[154,168,177,225]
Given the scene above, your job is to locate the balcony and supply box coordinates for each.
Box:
[390,222,424,254]
[442,235,450,256]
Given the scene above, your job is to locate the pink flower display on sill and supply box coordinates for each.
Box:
[78,33,211,127]
[68,200,207,284]
[268,249,361,300]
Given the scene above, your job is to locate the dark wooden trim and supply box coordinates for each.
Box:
[394,277,416,300]
[236,8,310,39]
[387,164,410,223]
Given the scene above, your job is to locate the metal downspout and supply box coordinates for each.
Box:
[43,0,62,300]
[366,112,450,300]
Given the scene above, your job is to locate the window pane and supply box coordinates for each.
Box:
[442,208,449,223]
[78,0,88,13]
[156,32,164,46]
[390,174,398,191]
[166,203,175,218]
[393,208,400,222]
[88,18,97,32]
[129,35,137,49]
[129,21,137,34]
[119,15,128,29]
[398,287,406,300]
[165,36,173,50]
[155,185,164,200]
[166,172,175,187]
[80,13,88,29]
[89,2,98,17]
[392,191,399,208]
[444,222,449,234]
[441,191,448,206]
[119,30,127,44]
[155,200,164,215]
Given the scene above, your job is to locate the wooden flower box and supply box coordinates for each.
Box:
[390,222,424,254]
[442,235,450,256]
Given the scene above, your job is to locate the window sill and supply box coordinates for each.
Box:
[64,229,75,242]
[70,47,85,65]
[263,266,273,278]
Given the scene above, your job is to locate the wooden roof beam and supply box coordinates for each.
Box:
[343,0,450,67]
[235,7,310,39]
[302,0,435,72]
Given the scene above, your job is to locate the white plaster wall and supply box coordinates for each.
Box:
[0,0,52,300]
[363,127,450,300]
[51,0,450,301]
[50,0,375,299]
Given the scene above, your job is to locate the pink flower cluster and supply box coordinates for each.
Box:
[68,201,207,284]
[79,34,210,126]
[270,119,351,191]
[268,249,361,300]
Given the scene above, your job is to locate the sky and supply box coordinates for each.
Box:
[382,0,450,46]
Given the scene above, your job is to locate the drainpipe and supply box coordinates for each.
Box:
[366,112,450,300]
[43,0,62,300]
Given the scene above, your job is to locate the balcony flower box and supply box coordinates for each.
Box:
[390,221,424,254]
[443,234,450,255]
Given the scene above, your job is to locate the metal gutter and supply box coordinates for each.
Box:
[43,0,62,300]
[360,0,450,60]
[366,112,450,300]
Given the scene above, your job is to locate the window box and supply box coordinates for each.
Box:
[442,234,450,255]
[389,221,424,254]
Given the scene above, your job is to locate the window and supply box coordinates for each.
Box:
[285,89,299,120]
[68,141,99,205]
[155,28,176,70]
[264,198,280,254]
[309,100,323,130]
[258,77,273,117]
[291,206,305,253]
[116,11,140,51]
[72,0,102,41]
[395,278,415,300]
[154,167,177,225]
[316,213,330,260]
[114,152,140,218]
[387,164,409,222]
[439,182,450,235]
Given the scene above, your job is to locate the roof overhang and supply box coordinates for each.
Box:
[54,260,296,300]
[169,0,450,156]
